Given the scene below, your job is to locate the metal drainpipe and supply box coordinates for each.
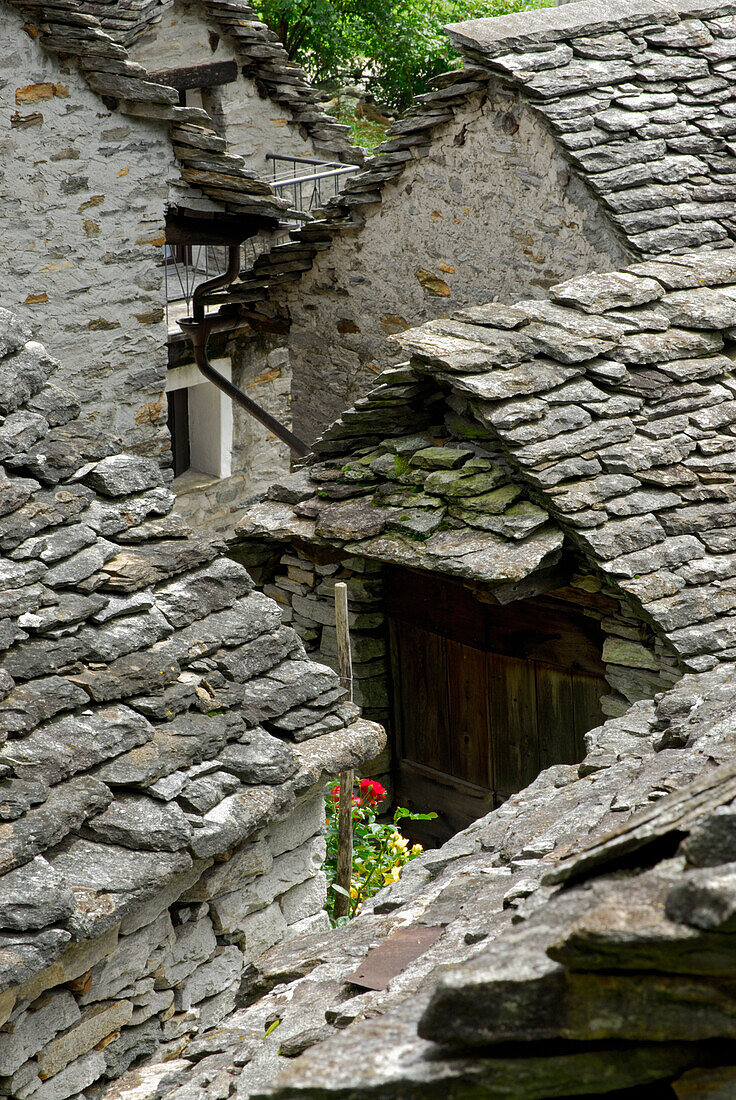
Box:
[177,244,309,458]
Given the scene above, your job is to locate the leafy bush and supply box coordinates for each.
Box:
[254,0,553,110]
[323,776,436,923]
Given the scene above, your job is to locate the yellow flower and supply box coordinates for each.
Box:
[392,832,409,850]
[412,844,423,854]
[383,865,401,885]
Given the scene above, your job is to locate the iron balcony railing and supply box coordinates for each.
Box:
[266,152,360,214]
[163,154,361,331]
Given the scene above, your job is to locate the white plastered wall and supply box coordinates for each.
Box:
[165,358,233,479]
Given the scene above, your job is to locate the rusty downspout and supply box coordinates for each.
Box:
[177,244,309,458]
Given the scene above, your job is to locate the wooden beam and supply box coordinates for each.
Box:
[165,211,265,246]
[334,582,354,922]
[148,60,238,91]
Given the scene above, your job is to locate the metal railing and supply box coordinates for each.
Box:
[267,152,360,214]
[163,242,230,332]
[163,154,361,330]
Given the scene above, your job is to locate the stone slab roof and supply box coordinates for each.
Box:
[0,307,383,994]
[211,0,736,311]
[237,369,566,597]
[237,249,736,676]
[86,0,362,163]
[447,0,736,257]
[101,660,736,1099]
[6,0,289,222]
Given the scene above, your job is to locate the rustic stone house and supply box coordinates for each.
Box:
[98,249,736,1100]
[108,662,736,1099]
[0,308,383,1095]
[235,249,736,841]
[94,0,361,174]
[198,0,736,524]
[0,0,362,534]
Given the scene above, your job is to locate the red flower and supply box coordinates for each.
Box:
[329,778,386,809]
[329,784,360,806]
[359,778,387,806]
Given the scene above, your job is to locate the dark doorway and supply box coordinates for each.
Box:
[385,567,606,845]
[167,388,191,478]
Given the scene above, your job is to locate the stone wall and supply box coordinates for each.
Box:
[127,0,328,174]
[0,786,329,1099]
[169,331,293,536]
[0,311,386,1098]
[279,83,629,443]
[0,4,174,465]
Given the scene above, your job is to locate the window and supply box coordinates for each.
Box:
[165,358,233,481]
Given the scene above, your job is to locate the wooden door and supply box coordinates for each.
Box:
[385,567,606,844]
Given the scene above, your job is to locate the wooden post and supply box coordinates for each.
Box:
[334,581,353,920]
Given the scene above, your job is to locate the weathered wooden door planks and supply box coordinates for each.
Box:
[386,566,606,842]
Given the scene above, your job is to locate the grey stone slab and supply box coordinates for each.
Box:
[0,705,154,785]
[48,837,193,939]
[82,455,165,497]
[0,776,112,875]
[68,648,181,704]
[549,271,664,312]
[214,626,302,684]
[0,675,88,737]
[0,928,71,996]
[155,558,253,629]
[188,785,294,860]
[93,713,231,788]
[0,988,80,1076]
[83,792,193,851]
[608,328,724,363]
[219,729,298,785]
[0,855,75,931]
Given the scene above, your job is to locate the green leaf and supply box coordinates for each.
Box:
[394,807,437,821]
[263,1019,281,1039]
[330,883,351,897]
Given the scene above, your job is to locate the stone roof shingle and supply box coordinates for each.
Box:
[0,306,383,987]
[6,0,290,222]
[238,248,736,677]
[101,660,736,1099]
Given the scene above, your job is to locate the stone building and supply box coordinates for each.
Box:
[0,0,362,533]
[94,0,362,174]
[100,250,736,1100]
[0,308,383,1095]
[235,249,736,841]
[195,0,736,524]
[116,661,736,1099]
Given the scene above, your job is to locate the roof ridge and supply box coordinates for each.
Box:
[445,0,684,57]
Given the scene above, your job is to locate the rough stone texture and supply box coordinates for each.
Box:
[0,316,385,1093]
[237,252,736,689]
[0,0,344,536]
[235,77,629,447]
[122,0,361,170]
[182,0,736,528]
[100,663,736,1099]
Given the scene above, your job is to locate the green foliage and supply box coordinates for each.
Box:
[329,101,391,150]
[253,0,553,111]
[323,777,437,923]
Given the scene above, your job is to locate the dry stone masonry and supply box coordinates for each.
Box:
[102,662,736,1098]
[198,0,736,463]
[93,0,361,164]
[0,307,384,1097]
[1,0,291,469]
[234,248,736,784]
